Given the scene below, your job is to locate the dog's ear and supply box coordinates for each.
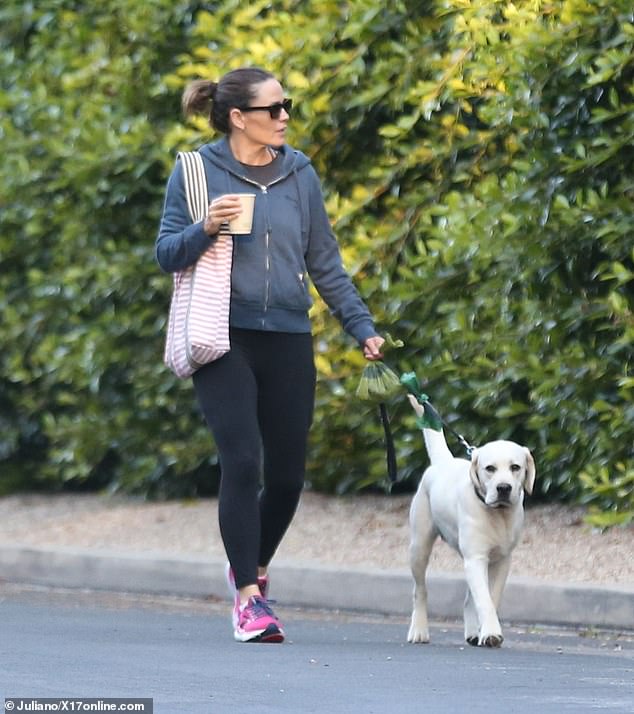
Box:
[407,394,425,419]
[523,448,536,495]
[469,448,485,493]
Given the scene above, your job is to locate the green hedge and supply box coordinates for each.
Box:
[1,0,632,525]
[0,0,216,497]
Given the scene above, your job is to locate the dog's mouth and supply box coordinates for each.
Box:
[490,497,512,508]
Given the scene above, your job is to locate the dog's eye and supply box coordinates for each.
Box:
[485,465,497,473]
[510,464,522,472]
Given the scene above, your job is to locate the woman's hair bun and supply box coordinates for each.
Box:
[181,80,218,118]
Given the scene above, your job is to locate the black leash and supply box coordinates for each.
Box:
[370,369,476,483]
[378,396,473,484]
[378,403,398,482]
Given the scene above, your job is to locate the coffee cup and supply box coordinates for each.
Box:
[228,193,256,235]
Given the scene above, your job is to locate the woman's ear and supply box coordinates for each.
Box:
[229,107,246,132]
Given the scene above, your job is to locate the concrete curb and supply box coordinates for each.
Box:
[1,545,632,631]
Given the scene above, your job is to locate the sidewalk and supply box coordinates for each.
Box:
[0,493,632,631]
[1,546,633,632]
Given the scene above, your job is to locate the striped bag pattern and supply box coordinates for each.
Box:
[164,151,233,379]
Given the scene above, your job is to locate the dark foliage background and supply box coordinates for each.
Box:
[1,0,632,526]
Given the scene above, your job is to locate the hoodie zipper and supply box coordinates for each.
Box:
[238,174,287,328]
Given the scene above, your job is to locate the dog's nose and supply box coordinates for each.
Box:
[497,483,512,498]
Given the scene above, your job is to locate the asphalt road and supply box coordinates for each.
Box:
[1,585,632,714]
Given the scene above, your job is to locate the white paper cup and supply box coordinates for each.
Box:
[228,193,256,235]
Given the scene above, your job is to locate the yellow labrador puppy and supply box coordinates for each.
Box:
[406,395,535,647]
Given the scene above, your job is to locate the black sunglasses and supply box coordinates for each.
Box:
[240,98,293,120]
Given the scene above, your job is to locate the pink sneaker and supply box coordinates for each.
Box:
[225,564,278,640]
[234,596,284,643]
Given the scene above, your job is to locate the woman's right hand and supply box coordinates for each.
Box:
[204,194,243,236]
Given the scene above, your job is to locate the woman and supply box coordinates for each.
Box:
[156,67,384,643]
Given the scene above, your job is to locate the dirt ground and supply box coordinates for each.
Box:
[0,491,632,585]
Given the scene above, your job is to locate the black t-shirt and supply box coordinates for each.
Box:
[239,151,282,186]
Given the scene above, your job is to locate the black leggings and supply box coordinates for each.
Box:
[192,328,316,590]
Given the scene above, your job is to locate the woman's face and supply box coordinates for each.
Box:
[237,78,290,148]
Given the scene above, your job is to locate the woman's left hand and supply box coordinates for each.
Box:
[363,335,385,361]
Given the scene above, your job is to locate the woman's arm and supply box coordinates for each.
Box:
[304,166,379,346]
[155,158,216,273]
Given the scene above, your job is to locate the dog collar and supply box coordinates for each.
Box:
[473,485,487,505]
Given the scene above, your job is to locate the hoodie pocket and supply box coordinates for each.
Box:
[269,265,313,311]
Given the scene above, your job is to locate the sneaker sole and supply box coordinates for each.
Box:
[234,623,285,644]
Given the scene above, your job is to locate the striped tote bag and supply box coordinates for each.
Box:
[164,151,233,378]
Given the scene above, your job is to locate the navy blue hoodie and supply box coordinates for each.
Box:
[156,138,376,345]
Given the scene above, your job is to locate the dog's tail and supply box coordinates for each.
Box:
[423,428,454,465]
[407,395,454,464]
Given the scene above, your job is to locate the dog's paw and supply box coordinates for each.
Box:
[407,627,431,644]
[408,610,431,643]
[466,636,479,647]
[479,633,504,648]
[407,615,431,643]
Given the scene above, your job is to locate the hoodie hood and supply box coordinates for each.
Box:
[199,137,311,183]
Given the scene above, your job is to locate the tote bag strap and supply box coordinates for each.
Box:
[177,151,207,224]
